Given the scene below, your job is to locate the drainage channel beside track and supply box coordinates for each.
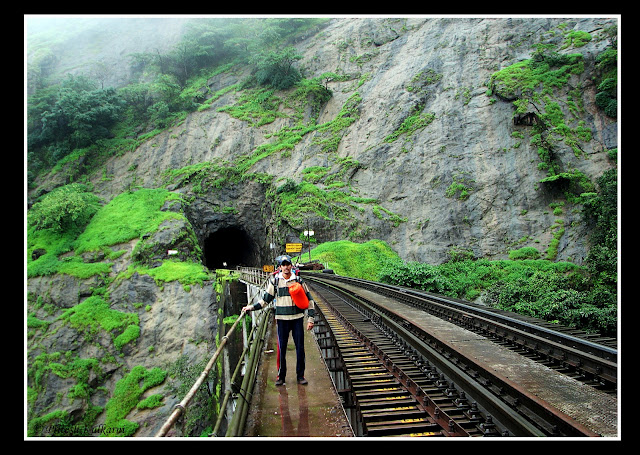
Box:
[307,275,615,438]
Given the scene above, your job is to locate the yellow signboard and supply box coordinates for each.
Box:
[263,265,275,273]
[286,243,302,253]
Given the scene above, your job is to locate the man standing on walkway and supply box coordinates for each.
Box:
[243,255,315,386]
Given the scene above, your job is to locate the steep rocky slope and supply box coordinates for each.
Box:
[26,16,618,437]
[78,17,617,264]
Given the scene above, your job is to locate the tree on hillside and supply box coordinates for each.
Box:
[251,46,303,90]
[27,75,125,178]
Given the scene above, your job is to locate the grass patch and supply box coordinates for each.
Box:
[103,365,167,437]
[304,239,400,280]
[58,295,140,349]
[124,259,212,290]
[27,188,186,278]
[74,188,183,254]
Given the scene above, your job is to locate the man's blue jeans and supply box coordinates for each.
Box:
[276,318,305,381]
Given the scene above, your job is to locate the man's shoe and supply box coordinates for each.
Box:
[275,378,285,386]
[297,377,308,385]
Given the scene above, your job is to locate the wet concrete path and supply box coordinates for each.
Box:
[243,317,354,438]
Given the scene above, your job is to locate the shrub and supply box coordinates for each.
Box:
[509,247,541,260]
[376,254,614,335]
[251,46,302,90]
[28,184,101,233]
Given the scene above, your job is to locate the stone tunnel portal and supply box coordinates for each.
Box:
[204,226,258,270]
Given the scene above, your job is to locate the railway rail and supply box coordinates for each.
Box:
[303,272,618,438]
[306,273,617,393]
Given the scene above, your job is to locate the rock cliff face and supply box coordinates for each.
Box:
[26,16,618,437]
[82,16,616,265]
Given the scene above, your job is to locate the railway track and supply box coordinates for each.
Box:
[305,273,616,437]
[306,273,617,394]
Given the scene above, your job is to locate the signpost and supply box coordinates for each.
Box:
[286,243,302,253]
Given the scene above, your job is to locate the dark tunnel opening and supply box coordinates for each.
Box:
[204,226,257,270]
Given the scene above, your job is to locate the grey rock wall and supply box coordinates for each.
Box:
[89,17,617,264]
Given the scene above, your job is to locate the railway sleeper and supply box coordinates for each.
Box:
[365,419,443,437]
[361,406,426,421]
[357,392,417,406]
[355,386,408,398]
[352,379,399,390]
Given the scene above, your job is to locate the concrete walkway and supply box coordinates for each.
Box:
[243,317,353,438]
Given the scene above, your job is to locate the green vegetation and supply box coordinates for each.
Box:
[27,18,408,238]
[59,295,140,349]
[27,187,188,278]
[104,366,167,436]
[304,239,401,281]
[74,188,184,254]
[27,18,411,241]
[489,45,590,178]
[28,183,101,233]
[594,46,617,118]
[26,183,238,437]
[405,68,443,94]
[384,106,436,143]
[251,46,303,89]
[445,173,475,200]
[124,259,211,291]
[488,24,617,183]
[27,350,107,436]
[30,352,101,401]
[27,224,113,278]
[581,168,617,296]
[311,167,616,337]
[508,246,540,260]
[270,155,383,232]
[377,254,614,337]
[481,25,617,330]
[490,48,584,99]
[166,355,220,437]
[27,18,330,187]
[27,75,126,183]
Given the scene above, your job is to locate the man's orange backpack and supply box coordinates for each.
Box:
[288,281,309,309]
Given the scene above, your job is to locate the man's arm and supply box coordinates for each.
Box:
[243,278,276,312]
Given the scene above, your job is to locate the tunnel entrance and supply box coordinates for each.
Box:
[204,226,257,270]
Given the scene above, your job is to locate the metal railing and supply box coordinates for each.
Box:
[222,304,271,436]
[155,272,271,437]
[236,266,271,287]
